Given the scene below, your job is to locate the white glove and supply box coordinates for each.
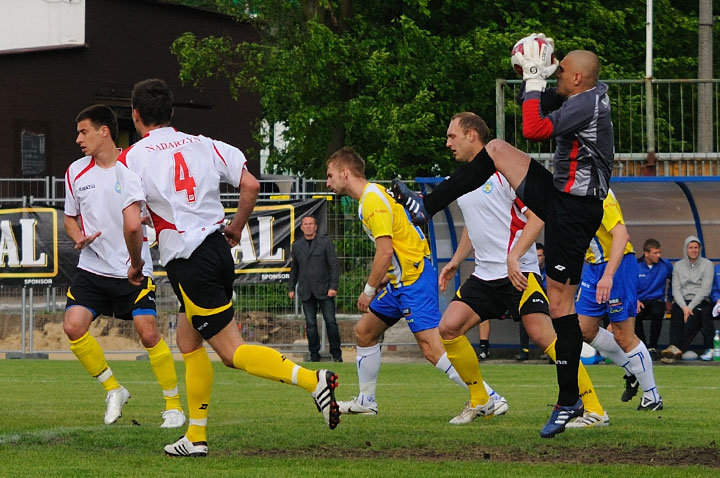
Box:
[510,33,558,92]
[712,301,720,318]
[532,33,559,77]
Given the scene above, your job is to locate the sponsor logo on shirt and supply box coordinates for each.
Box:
[143,136,201,152]
[481,180,494,194]
[78,184,95,192]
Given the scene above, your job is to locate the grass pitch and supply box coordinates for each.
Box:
[1,358,718,477]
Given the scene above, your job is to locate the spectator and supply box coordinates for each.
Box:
[661,236,715,363]
[288,215,343,362]
[635,239,673,360]
[516,243,546,361]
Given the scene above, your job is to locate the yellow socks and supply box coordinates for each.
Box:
[69,331,120,392]
[232,344,317,393]
[545,340,604,415]
[442,335,489,407]
[183,347,213,443]
[146,339,182,412]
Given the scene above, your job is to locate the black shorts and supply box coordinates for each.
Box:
[165,231,235,340]
[66,268,156,320]
[451,273,549,321]
[518,159,603,284]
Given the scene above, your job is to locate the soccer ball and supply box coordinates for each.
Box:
[510,34,556,77]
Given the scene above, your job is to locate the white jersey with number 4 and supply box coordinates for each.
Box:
[115,127,246,266]
[456,172,539,281]
[64,156,154,278]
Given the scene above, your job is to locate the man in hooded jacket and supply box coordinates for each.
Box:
[661,236,715,362]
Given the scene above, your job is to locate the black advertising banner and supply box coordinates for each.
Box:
[0,199,327,287]
[0,207,73,286]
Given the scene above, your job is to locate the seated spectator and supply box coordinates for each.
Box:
[635,239,673,360]
[712,262,720,319]
[661,236,715,363]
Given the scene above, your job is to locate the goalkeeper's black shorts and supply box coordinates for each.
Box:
[518,159,603,285]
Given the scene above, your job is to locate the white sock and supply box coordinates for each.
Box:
[356,344,381,403]
[626,341,660,402]
[590,327,629,368]
[435,352,468,389]
[483,381,498,398]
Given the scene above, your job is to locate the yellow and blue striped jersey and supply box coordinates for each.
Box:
[585,189,634,264]
[359,182,431,287]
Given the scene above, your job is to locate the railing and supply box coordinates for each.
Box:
[496,78,720,176]
[0,182,421,357]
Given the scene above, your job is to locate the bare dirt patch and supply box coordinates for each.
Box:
[238,444,720,467]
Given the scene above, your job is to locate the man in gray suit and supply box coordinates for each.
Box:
[289,215,343,362]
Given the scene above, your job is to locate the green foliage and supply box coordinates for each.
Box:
[171,0,720,178]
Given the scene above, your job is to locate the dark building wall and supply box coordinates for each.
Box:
[0,0,260,181]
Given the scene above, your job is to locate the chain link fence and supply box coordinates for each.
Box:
[1,179,420,357]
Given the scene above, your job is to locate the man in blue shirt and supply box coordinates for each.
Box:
[711,263,720,318]
[635,239,673,360]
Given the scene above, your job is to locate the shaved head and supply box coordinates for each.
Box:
[565,50,600,86]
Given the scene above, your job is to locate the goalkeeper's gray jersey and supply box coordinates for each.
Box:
[526,82,614,200]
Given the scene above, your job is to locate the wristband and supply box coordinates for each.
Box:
[524,78,547,92]
[363,283,377,297]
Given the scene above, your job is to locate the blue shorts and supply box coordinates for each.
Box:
[369,258,440,333]
[576,253,638,322]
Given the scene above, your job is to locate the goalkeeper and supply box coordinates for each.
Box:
[390,35,614,438]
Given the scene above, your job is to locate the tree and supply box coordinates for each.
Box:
[171,0,719,179]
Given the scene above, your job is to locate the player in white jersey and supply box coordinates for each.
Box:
[116,79,340,457]
[63,105,185,428]
[435,113,607,433]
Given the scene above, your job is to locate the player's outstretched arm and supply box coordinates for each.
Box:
[224,168,260,247]
[122,201,145,285]
[64,214,101,250]
[440,227,473,292]
[357,236,393,312]
[596,222,629,304]
[507,209,544,291]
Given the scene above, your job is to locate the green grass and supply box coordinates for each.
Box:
[1,359,719,477]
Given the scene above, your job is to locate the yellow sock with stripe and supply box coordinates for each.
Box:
[442,335,489,407]
[545,340,604,415]
[232,344,317,393]
[183,347,213,443]
[145,339,182,412]
[69,331,120,392]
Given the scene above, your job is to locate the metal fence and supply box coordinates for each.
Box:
[0,178,418,356]
[496,78,720,176]
[4,77,720,355]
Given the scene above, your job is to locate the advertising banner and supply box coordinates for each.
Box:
[0,199,327,287]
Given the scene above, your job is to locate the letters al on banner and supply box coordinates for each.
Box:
[1,199,327,287]
[0,208,60,285]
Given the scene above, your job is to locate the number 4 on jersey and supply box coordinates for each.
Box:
[173,152,196,203]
